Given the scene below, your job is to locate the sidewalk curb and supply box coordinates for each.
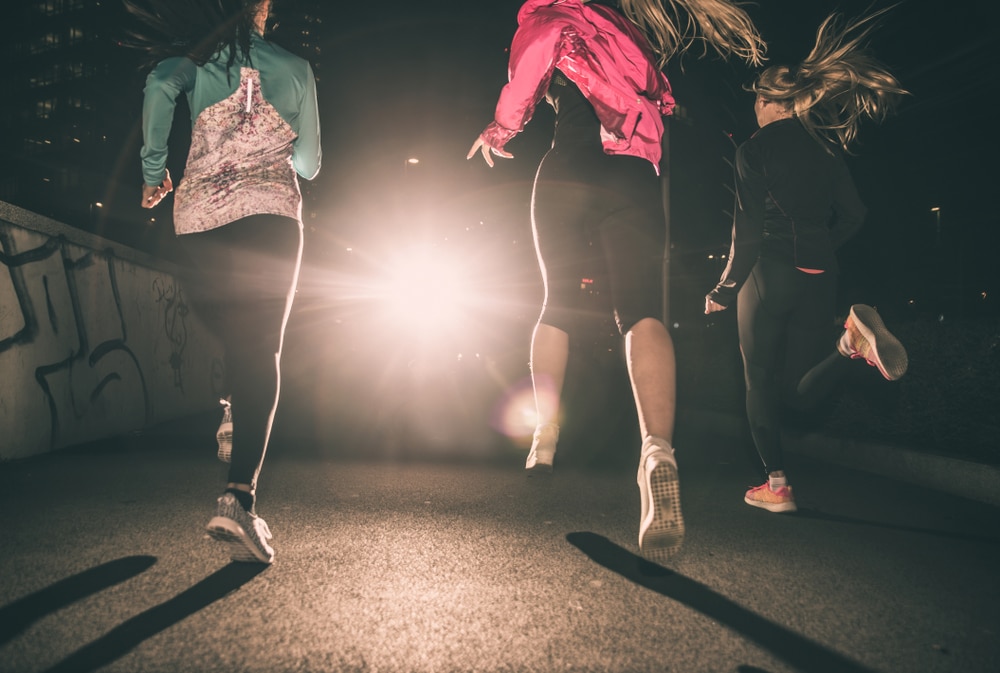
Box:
[788,432,1000,508]
[679,407,1000,507]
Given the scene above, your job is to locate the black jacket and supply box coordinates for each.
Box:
[708,118,866,307]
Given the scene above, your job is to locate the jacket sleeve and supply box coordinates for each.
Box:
[707,141,765,307]
[828,154,866,249]
[480,18,565,151]
[292,61,322,180]
[140,57,196,187]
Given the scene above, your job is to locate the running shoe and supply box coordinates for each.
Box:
[637,436,684,564]
[206,493,274,563]
[744,482,798,513]
[842,304,908,381]
[216,397,232,463]
[525,423,559,473]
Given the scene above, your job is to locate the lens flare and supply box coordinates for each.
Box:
[490,375,538,447]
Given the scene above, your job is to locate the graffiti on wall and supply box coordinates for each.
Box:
[1,227,152,449]
[152,276,189,392]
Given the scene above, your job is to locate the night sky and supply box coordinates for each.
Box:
[27,0,995,321]
[276,0,998,320]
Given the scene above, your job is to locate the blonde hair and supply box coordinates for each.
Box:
[619,0,766,68]
[752,7,908,152]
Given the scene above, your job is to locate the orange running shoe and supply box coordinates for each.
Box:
[744,482,797,513]
[842,304,908,381]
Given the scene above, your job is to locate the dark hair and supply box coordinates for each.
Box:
[122,0,269,69]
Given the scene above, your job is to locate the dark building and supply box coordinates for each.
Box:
[0,0,326,253]
[0,0,143,241]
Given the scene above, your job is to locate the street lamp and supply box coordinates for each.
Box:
[89,201,103,227]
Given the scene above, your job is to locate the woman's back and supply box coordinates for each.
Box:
[740,118,866,272]
[142,33,321,233]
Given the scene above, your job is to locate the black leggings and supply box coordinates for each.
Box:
[180,215,303,490]
[531,146,665,336]
[737,257,850,476]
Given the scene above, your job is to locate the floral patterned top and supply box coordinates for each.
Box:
[141,34,321,235]
[173,67,301,234]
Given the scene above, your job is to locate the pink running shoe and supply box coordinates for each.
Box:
[841,304,908,381]
[744,482,797,513]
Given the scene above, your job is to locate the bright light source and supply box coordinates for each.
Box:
[372,244,476,341]
[406,157,420,165]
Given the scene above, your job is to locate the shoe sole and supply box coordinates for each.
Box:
[206,516,273,564]
[850,305,908,381]
[744,496,798,513]
[216,427,232,463]
[638,456,684,564]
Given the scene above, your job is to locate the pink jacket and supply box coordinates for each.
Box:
[480,0,674,169]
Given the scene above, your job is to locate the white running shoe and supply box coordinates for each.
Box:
[216,397,232,463]
[637,436,684,564]
[525,423,559,473]
[206,493,274,564]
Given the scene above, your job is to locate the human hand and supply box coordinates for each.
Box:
[705,297,727,314]
[141,169,173,209]
[467,135,513,168]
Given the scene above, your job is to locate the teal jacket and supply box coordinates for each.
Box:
[141,32,321,187]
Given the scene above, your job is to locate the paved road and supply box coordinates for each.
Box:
[1,419,998,673]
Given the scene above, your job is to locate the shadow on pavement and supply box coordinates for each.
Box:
[794,507,1000,545]
[566,532,881,673]
[39,562,267,673]
[0,555,157,646]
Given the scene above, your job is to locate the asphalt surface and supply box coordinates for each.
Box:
[1,416,998,673]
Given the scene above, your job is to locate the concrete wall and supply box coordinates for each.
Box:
[0,201,224,461]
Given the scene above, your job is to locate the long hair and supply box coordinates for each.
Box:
[122,0,270,69]
[619,0,766,68]
[751,6,908,152]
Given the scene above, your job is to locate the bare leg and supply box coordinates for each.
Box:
[530,322,569,426]
[628,317,684,562]
[624,317,676,442]
[525,322,569,471]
